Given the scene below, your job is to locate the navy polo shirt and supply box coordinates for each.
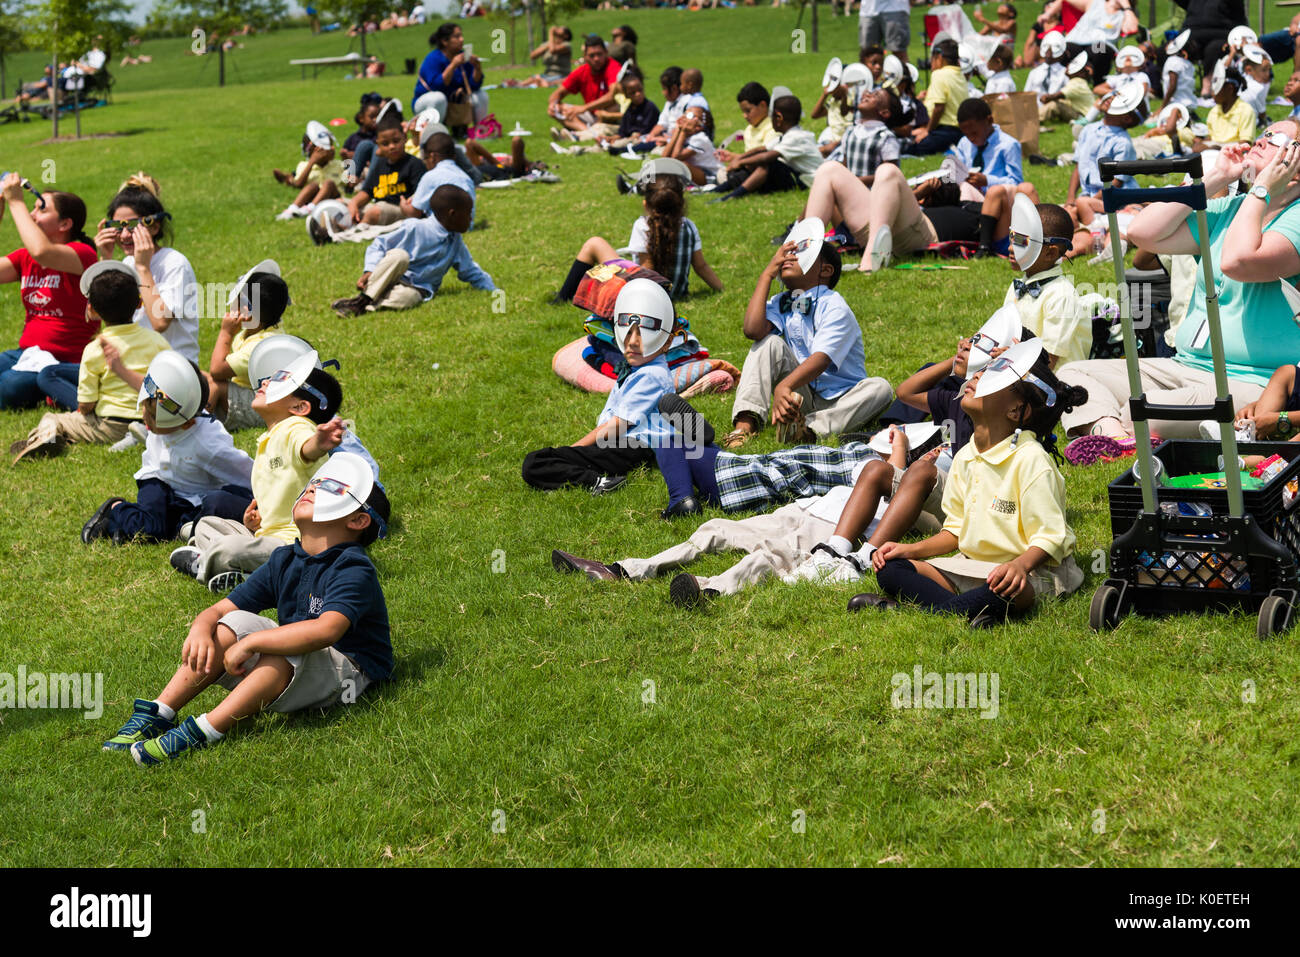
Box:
[228,541,393,681]
[928,375,974,456]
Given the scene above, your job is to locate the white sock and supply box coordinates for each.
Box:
[827,535,854,556]
[304,202,316,213]
[151,700,176,721]
[857,543,877,563]
[195,713,224,742]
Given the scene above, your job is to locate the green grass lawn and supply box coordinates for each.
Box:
[1,8,1299,867]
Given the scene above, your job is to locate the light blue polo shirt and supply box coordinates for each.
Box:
[1178,195,1300,386]
[765,285,867,400]
[598,355,676,447]
[1075,122,1138,196]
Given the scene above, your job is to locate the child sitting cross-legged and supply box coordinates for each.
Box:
[169,350,347,593]
[102,451,391,766]
[81,351,254,546]
[724,222,890,448]
[332,184,493,317]
[849,340,1087,627]
[10,261,170,464]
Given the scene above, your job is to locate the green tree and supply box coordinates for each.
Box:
[23,0,130,136]
[0,1,26,99]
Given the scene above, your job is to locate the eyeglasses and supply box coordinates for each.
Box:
[791,237,818,255]
[304,476,388,539]
[1009,230,1032,249]
[106,212,169,231]
[141,374,184,417]
[1257,130,1295,149]
[615,312,669,332]
[969,332,1000,353]
[265,368,329,409]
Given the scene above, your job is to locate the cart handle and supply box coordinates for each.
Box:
[1099,156,1203,179]
[1103,184,1206,213]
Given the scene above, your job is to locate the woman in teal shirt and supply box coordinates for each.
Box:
[1058,120,1300,438]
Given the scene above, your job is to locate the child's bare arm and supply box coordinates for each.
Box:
[743,247,786,340]
[691,250,724,291]
[301,417,345,461]
[223,612,351,676]
[209,311,243,380]
[183,598,239,675]
[897,357,957,411]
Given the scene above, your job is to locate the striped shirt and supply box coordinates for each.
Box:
[839,120,899,178]
[628,216,702,299]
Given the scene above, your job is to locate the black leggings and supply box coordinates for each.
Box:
[876,557,1017,623]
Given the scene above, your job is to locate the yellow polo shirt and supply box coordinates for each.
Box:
[1207,98,1257,145]
[1000,268,1087,366]
[251,415,320,543]
[743,114,777,152]
[924,65,967,127]
[226,326,280,390]
[77,322,171,420]
[1062,77,1095,117]
[941,433,1075,565]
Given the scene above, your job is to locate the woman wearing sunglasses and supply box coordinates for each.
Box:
[1056,122,1300,442]
[0,174,98,411]
[92,173,199,363]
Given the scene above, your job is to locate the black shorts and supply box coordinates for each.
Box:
[923,201,983,243]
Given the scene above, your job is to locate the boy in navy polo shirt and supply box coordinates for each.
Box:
[724,219,890,448]
[103,452,392,765]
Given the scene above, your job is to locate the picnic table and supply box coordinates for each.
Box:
[289,53,365,79]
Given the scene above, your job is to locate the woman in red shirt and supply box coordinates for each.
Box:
[0,175,98,410]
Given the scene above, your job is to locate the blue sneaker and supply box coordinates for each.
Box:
[130,716,211,766]
[103,699,175,751]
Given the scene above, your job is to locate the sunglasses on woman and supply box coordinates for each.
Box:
[302,476,388,538]
[106,212,170,231]
[1256,130,1294,149]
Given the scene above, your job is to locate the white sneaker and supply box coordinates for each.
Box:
[782,546,864,585]
[207,570,246,593]
[1198,420,1222,441]
[109,422,147,453]
[274,205,297,221]
[289,204,312,218]
[869,224,892,273]
[169,545,201,579]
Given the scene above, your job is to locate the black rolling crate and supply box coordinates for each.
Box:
[1103,440,1300,621]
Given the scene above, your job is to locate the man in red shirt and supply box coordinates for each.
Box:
[548,36,622,134]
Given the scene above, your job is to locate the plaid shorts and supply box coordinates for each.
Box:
[715,441,874,513]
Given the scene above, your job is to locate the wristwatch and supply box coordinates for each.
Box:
[1249,184,1271,205]
[1278,411,1293,438]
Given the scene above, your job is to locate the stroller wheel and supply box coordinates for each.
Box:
[1256,595,1292,640]
[1089,584,1122,632]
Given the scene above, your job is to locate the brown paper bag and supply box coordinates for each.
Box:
[984,92,1040,158]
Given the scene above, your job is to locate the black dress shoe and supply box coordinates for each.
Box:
[81,497,126,544]
[669,573,713,608]
[551,549,619,581]
[847,592,899,612]
[660,496,701,520]
[589,474,627,495]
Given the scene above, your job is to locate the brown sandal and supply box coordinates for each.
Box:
[721,427,755,450]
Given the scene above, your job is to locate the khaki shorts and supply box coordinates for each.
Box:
[215,610,371,712]
[927,554,1085,599]
[223,382,260,432]
[366,202,404,225]
[892,209,939,255]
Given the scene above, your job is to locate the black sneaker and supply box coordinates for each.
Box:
[616,173,633,195]
[589,474,627,495]
[332,293,372,318]
[81,497,125,544]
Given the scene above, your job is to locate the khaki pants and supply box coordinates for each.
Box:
[1038,99,1081,122]
[364,249,426,312]
[616,503,838,596]
[191,516,286,582]
[28,410,128,446]
[1056,357,1263,438]
[731,334,892,437]
[573,122,619,141]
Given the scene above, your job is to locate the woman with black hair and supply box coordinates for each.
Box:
[413,22,488,128]
[609,25,638,64]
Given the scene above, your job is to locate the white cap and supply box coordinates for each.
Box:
[612,277,675,357]
[880,54,903,87]
[822,56,844,92]
[1067,51,1090,75]
[973,339,1049,400]
[1228,25,1258,49]
[375,98,403,126]
[308,199,350,241]
[1157,103,1190,130]
[262,349,319,405]
[138,350,203,429]
[413,107,441,135]
[770,84,796,103]
[1242,44,1271,65]
[786,216,825,275]
[1010,193,1044,270]
[248,334,317,391]
[79,259,137,298]
[227,259,287,331]
[1040,32,1067,58]
[1211,61,1231,95]
[616,59,635,84]
[869,422,940,456]
[967,305,1022,377]
[303,451,383,532]
[957,42,977,75]
[419,119,451,147]
[1166,29,1190,56]
[906,62,919,85]
[930,30,954,57]
[1106,83,1145,116]
[305,120,335,148]
[1115,45,1145,69]
[839,63,872,89]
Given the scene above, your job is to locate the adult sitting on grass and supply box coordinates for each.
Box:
[413,22,488,130]
[1057,128,1300,443]
[0,175,98,411]
[547,36,623,136]
[502,25,573,88]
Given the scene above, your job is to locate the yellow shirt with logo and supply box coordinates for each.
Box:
[77,322,171,420]
[1000,269,1087,366]
[1207,98,1257,145]
[924,65,968,127]
[226,326,281,390]
[941,433,1075,566]
[251,415,320,543]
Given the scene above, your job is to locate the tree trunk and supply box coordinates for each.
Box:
[50,49,57,139]
[811,0,818,54]
[360,25,367,60]
[526,2,534,54]
[219,44,225,86]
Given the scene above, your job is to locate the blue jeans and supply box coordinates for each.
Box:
[36,362,79,411]
[0,348,44,410]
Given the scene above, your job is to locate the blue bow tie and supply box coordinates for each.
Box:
[1013,278,1048,299]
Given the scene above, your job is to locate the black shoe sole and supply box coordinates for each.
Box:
[670,573,704,608]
